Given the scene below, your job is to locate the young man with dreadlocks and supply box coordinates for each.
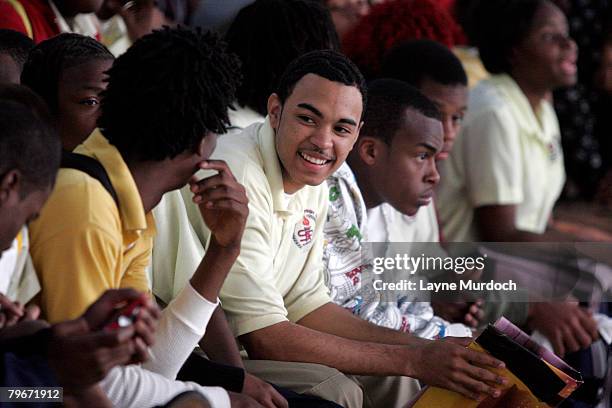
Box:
[28,27,254,407]
[0,29,33,84]
[21,33,114,151]
[156,49,507,408]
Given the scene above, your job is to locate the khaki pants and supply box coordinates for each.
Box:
[243,360,420,408]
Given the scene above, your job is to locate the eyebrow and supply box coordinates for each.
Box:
[297,102,358,127]
[81,85,105,92]
[416,142,439,152]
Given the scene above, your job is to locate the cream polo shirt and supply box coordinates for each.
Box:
[437,74,566,242]
[152,119,332,337]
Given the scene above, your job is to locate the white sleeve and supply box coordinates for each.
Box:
[143,282,219,379]
[101,366,230,408]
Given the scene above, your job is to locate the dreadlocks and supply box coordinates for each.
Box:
[98,26,242,162]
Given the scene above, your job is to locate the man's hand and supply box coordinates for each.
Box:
[432,301,484,328]
[528,302,598,356]
[47,289,160,394]
[228,391,265,408]
[83,288,160,364]
[242,373,288,408]
[408,337,507,400]
[190,160,249,249]
[47,317,138,394]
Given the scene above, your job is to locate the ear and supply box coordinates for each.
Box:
[267,93,283,130]
[357,136,385,167]
[0,169,22,207]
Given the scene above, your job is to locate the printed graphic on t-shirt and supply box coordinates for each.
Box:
[293,209,316,249]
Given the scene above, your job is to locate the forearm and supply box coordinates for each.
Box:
[101,366,230,408]
[190,237,239,303]
[199,306,244,368]
[240,320,423,377]
[297,303,417,346]
[143,283,218,379]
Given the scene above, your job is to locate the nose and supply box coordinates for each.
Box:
[425,160,440,186]
[443,119,457,145]
[309,128,334,151]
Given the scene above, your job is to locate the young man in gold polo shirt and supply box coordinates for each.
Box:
[27,27,265,407]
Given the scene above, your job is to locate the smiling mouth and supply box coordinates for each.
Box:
[299,151,332,166]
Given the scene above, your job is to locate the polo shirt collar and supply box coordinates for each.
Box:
[492,74,554,144]
[79,129,150,233]
[257,118,290,214]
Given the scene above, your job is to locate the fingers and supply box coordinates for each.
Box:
[270,388,288,408]
[23,304,40,321]
[88,325,136,348]
[133,311,156,347]
[200,199,249,215]
[444,381,482,401]
[463,347,505,370]
[84,289,145,329]
[193,185,248,206]
[451,371,501,399]
[578,308,599,342]
[550,329,565,357]
[129,336,150,364]
[0,294,24,320]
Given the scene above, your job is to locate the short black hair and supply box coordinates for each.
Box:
[275,49,367,116]
[98,26,241,162]
[360,78,441,145]
[470,0,544,74]
[0,29,34,68]
[226,0,339,116]
[380,39,467,88]
[0,86,61,193]
[21,33,113,114]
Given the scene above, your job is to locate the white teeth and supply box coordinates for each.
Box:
[300,152,327,165]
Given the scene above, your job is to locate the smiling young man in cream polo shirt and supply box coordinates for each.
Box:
[153,50,508,408]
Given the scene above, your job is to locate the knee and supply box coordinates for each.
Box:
[307,370,363,408]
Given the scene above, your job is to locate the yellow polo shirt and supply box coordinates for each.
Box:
[29,129,154,323]
[152,119,332,337]
[437,74,565,242]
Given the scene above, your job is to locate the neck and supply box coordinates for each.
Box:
[128,161,171,213]
[510,71,549,113]
[348,157,382,210]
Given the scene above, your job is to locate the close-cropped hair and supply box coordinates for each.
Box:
[0,86,61,193]
[97,26,242,162]
[360,78,441,145]
[380,39,467,87]
[0,29,34,68]
[470,0,544,74]
[275,49,367,116]
[342,0,466,78]
[226,0,339,116]
[21,33,113,113]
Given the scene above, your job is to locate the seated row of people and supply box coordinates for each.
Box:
[0,0,609,406]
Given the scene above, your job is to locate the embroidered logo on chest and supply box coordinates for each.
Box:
[293,209,316,249]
